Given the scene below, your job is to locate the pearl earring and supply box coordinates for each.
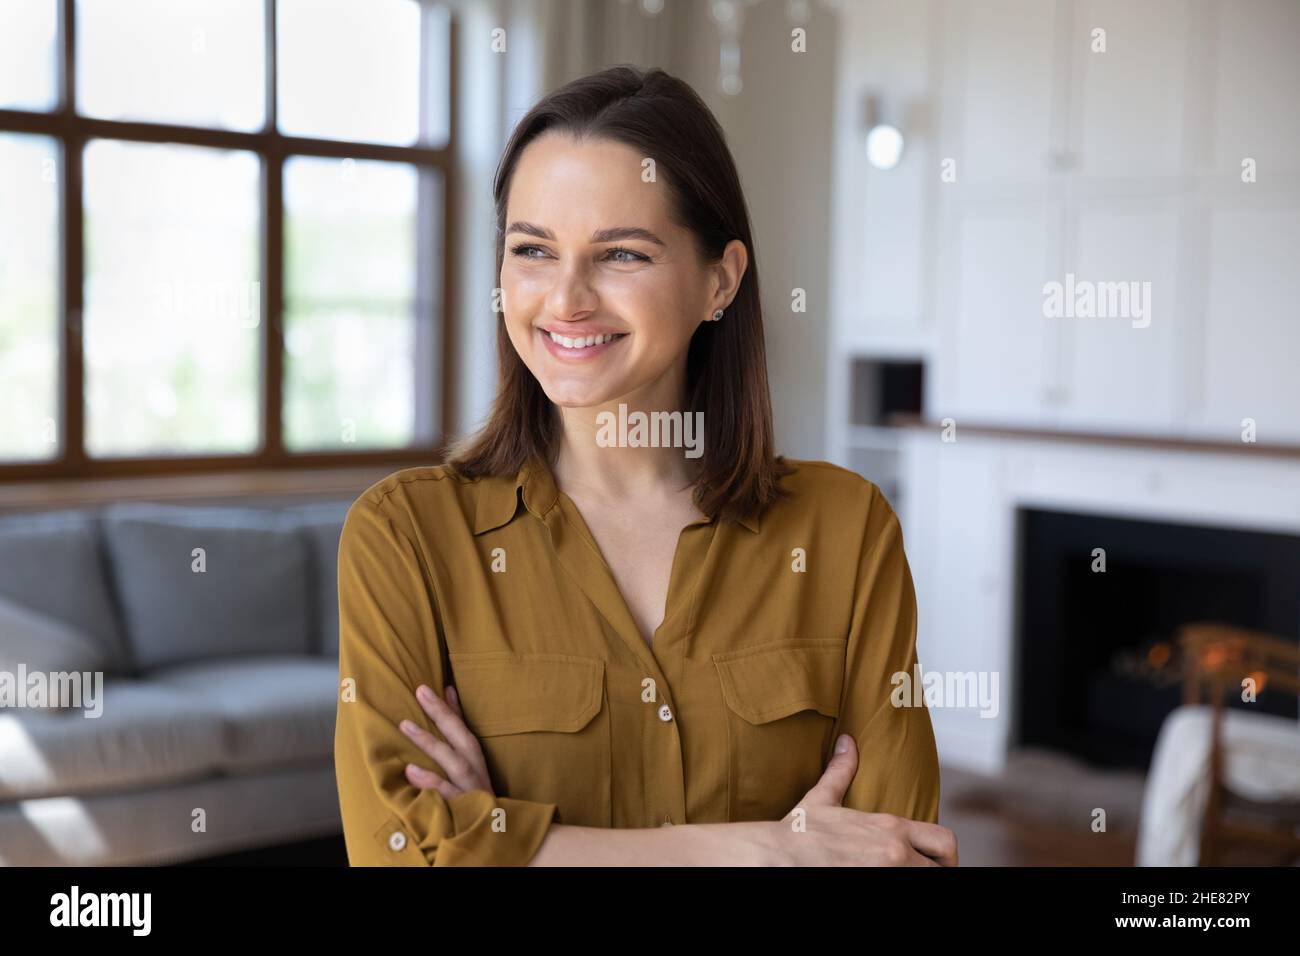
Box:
[711,309,724,322]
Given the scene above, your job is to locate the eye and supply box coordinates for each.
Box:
[509,243,549,259]
[603,246,651,264]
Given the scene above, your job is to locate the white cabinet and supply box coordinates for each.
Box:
[936,199,1058,425]
[1068,0,1192,181]
[943,0,1061,189]
[1192,0,1300,443]
[830,0,1300,475]
[1198,196,1300,442]
[930,0,1298,442]
[1056,194,1184,432]
[1209,0,1300,179]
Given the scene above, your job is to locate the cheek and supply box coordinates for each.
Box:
[500,266,545,317]
[611,273,698,337]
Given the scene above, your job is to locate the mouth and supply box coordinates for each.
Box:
[538,327,629,359]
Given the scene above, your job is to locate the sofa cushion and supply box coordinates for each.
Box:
[149,655,338,772]
[101,504,313,671]
[0,679,226,800]
[0,510,128,673]
[284,501,349,659]
[0,596,111,713]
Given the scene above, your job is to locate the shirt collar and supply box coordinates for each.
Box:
[471,455,761,535]
[472,456,556,535]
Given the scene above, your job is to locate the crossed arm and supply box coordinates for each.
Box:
[396,679,955,866]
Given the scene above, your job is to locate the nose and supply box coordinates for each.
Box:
[544,256,599,323]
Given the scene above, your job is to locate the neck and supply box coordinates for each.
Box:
[552,382,698,501]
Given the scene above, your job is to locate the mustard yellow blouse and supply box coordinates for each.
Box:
[333,456,940,866]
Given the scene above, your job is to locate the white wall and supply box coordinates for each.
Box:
[669,1,840,461]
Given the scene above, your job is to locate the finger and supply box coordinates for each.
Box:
[799,734,858,808]
[398,718,476,790]
[444,685,462,718]
[404,761,461,800]
[902,821,959,866]
[415,684,484,762]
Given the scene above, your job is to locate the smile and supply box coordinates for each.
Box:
[546,330,625,348]
[539,327,629,359]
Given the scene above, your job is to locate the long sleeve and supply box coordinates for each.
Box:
[832,486,942,824]
[333,492,558,866]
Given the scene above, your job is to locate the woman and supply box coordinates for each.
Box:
[333,65,955,866]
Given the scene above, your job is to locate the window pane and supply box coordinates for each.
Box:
[76,0,265,131]
[283,156,438,451]
[0,0,59,111]
[278,0,436,146]
[83,140,260,457]
[0,135,60,461]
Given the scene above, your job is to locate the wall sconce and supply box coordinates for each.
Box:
[863,94,904,170]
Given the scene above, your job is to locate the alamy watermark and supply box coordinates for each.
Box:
[1042,272,1151,328]
[152,279,261,329]
[0,667,104,717]
[891,663,1000,719]
[594,403,704,459]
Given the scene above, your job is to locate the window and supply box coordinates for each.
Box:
[0,0,452,477]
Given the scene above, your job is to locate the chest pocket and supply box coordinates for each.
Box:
[449,652,611,827]
[713,639,846,821]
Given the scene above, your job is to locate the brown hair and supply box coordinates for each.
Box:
[446,65,792,522]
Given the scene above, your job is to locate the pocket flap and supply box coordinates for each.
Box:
[713,640,845,724]
[449,653,605,736]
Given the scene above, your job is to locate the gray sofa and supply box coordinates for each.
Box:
[0,497,351,865]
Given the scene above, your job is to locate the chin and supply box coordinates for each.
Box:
[539,382,621,409]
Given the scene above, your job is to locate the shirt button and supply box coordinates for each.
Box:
[657,704,673,722]
[388,830,407,852]
[661,816,674,827]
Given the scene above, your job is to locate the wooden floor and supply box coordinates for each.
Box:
[940,794,1137,866]
[939,751,1144,866]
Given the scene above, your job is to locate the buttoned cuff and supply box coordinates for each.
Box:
[434,791,559,867]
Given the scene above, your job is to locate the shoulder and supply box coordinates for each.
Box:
[350,463,463,510]
[344,463,508,537]
[777,458,891,515]
[771,457,902,544]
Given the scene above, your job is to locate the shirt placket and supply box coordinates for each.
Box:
[540,498,704,829]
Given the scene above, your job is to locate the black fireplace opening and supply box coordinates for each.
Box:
[1016,508,1300,770]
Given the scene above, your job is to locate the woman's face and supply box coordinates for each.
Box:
[499,132,744,410]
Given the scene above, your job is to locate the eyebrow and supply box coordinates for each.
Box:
[505,221,666,246]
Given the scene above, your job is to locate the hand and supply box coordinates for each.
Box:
[767,735,958,866]
[397,684,496,800]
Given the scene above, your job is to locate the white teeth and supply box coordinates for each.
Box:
[548,331,620,349]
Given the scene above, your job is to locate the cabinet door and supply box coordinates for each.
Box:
[1198,197,1300,443]
[940,0,1061,188]
[935,199,1059,425]
[1209,0,1300,179]
[1069,0,1191,180]
[1056,195,1183,432]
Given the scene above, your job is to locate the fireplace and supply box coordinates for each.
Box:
[1015,508,1300,769]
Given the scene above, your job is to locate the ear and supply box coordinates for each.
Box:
[709,238,749,314]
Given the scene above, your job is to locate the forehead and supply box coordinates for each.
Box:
[505,132,674,229]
